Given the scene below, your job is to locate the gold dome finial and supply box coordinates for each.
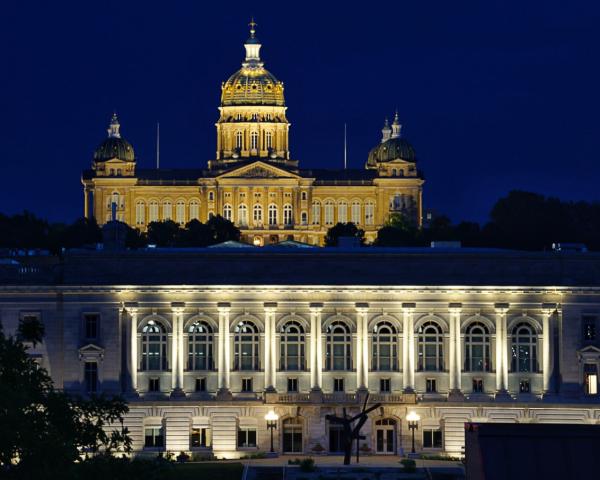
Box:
[249,17,257,38]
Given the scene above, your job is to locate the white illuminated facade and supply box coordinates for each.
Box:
[2,249,600,458]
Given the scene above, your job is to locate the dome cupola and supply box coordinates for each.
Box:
[93,113,135,163]
[367,112,416,168]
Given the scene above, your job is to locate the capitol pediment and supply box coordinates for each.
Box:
[217,161,299,180]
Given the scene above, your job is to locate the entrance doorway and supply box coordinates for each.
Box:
[375,418,397,454]
[329,424,344,453]
[282,417,303,453]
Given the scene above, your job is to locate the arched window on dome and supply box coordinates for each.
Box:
[266,131,273,149]
[223,204,233,222]
[268,204,278,226]
[187,321,214,371]
[372,321,398,371]
[326,321,352,371]
[280,321,305,371]
[189,200,200,221]
[238,204,248,226]
[253,204,262,225]
[351,201,361,225]
[176,200,186,225]
[235,131,243,149]
[311,201,321,225]
[234,320,260,371]
[338,200,348,223]
[135,201,145,225]
[464,322,491,372]
[417,321,443,372]
[141,320,168,371]
[283,204,293,225]
[511,323,537,373]
[250,131,259,150]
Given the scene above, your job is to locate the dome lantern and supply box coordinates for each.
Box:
[381,117,391,143]
[391,111,402,139]
[92,113,136,165]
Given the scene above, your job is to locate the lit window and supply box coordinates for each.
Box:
[511,323,537,373]
[311,201,321,225]
[189,200,200,221]
[338,201,347,223]
[365,202,375,225]
[326,321,351,371]
[324,201,334,225]
[585,364,598,395]
[418,321,444,371]
[464,322,490,372]
[266,131,272,149]
[234,320,260,370]
[176,200,186,225]
[250,131,259,149]
[236,131,243,149]
[135,201,145,225]
[191,427,211,448]
[372,321,398,371]
[280,321,305,371]
[238,204,248,226]
[351,201,361,224]
[223,203,233,222]
[188,321,213,371]
[268,204,278,226]
[162,200,172,220]
[149,201,159,223]
[253,204,262,224]
[141,320,168,371]
[283,204,293,225]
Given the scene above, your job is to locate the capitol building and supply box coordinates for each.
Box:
[2,23,600,461]
[81,22,423,246]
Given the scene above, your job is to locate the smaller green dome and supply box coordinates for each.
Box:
[93,114,135,162]
[368,137,416,165]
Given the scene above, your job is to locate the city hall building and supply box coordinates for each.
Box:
[2,246,600,458]
[81,23,424,246]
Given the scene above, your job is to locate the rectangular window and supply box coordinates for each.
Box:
[333,378,345,392]
[380,378,391,393]
[237,428,257,448]
[423,429,443,449]
[472,378,483,393]
[84,313,99,340]
[195,377,207,392]
[84,361,98,394]
[583,316,597,342]
[585,364,598,395]
[426,378,437,393]
[287,378,298,392]
[519,379,530,393]
[149,377,160,392]
[191,427,211,448]
[242,378,253,392]
[144,427,164,448]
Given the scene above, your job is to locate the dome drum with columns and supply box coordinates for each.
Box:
[82,21,424,244]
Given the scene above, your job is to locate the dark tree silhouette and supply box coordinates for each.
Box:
[325,222,365,247]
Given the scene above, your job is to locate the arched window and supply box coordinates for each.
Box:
[141,320,167,371]
[238,204,248,226]
[326,321,352,371]
[162,200,172,220]
[208,191,214,202]
[223,203,233,222]
[311,201,321,225]
[283,204,293,225]
[189,200,200,221]
[234,320,260,370]
[235,131,243,149]
[188,321,213,370]
[250,131,259,150]
[365,201,375,225]
[324,200,335,225]
[351,201,361,224]
[176,200,186,225]
[417,321,443,371]
[266,131,273,149]
[338,200,348,223]
[135,200,145,225]
[511,323,537,372]
[253,204,262,224]
[464,322,490,372]
[372,321,398,371]
[268,204,278,226]
[280,321,305,371]
[301,211,308,225]
[149,201,159,222]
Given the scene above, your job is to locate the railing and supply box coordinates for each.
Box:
[323,392,356,403]
[276,393,310,403]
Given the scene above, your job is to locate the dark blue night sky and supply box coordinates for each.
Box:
[1,0,599,223]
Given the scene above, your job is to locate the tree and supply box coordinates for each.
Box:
[206,215,241,244]
[178,219,213,247]
[0,322,131,478]
[376,212,418,246]
[324,222,365,247]
[146,220,181,247]
[60,217,102,249]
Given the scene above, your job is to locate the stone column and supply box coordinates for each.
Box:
[217,303,232,399]
[355,303,369,391]
[449,304,463,399]
[309,303,324,395]
[124,302,139,395]
[402,303,416,392]
[171,302,185,397]
[494,303,509,396]
[541,303,556,395]
[83,188,89,218]
[264,303,278,392]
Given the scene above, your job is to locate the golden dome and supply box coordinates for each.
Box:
[220,23,285,107]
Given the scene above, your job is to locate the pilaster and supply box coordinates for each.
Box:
[402,303,416,392]
[264,302,278,393]
[355,303,369,391]
[309,303,324,401]
[217,302,232,400]
[448,303,464,400]
[124,302,139,397]
[171,302,186,398]
[494,303,510,399]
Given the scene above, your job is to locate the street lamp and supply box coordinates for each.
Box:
[265,410,279,453]
[406,411,421,454]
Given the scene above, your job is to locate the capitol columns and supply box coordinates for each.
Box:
[402,303,416,392]
[448,303,464,399]
[264,302,278,392]
[217,302,232,399]
[171,302,186,397]
[309,303,324,397]
[355,303,369,392]
[494,303,510,396]
[123,302,139,396]
[542,303,558,395]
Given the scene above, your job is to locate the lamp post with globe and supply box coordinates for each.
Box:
[265,410,279,454]
[406,411,421,454]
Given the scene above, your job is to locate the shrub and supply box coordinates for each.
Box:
[299,458,316,472]
[400,459,416,473]
[176,451,190,463]
[311,443,325,454]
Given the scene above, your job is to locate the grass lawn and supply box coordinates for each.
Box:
[168,462,244,480]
